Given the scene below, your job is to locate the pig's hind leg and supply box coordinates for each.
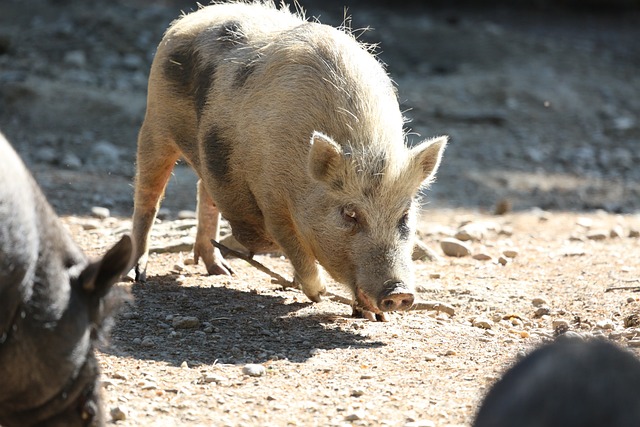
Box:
[131,127,181,281]
[194,179,234,275]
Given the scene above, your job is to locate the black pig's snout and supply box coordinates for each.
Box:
[378,281,414,312]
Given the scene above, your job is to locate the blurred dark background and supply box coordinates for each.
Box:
[1,0,639,215]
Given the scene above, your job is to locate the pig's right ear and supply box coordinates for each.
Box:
[79,235,134,299]
[308,132,343,183]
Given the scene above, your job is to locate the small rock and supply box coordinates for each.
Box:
[412,240,441,262]
[203,374,225,384]
[595,319,615,330]
[472,252,493,261]
[552,318,570,329]
[425,353,438,362]
[445,350,457,356]
[344,411,364,421]
[141,336,154,347]
[494,198,511,215]
[610,225,625,238]
[172,316,200,329]
[90,206,111,219]
[502,249,518,258]
[429,272,441,279]
[497,256,509,266]
[473,316,493,329]
[110,406,127,422]
[178,210,197,220]
[586,231,608,241]
[242,364,266,377]
[629,229,639,238]
[132,338,141,345]
[61,152,82,169]
[404,421,435,427]
[440,238,471,257]
[534,306,551,317]
[64,50,87,67]
[531,297,548,307]
[350,388,364,397]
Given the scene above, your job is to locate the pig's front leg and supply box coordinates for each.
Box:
[270,221,326,302]
[194,180,234,275]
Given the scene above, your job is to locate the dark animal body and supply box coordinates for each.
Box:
[131,1,446,320]
[0,131,132,426]
[473,338,640,427]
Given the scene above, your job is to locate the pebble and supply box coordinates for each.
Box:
[531,297,548,307]
[404,421,435,427]
[629,229,639,238]
[595,319,615,330]
[203,374,225,384]
[502,249,518,258]
[110,406,127,422]
[64,50,87,67]
[472,252,493,261]
[90,206,111,219]
[552,319,570,329]
[412,240,441,262]
[586,231,608,241]
[61,152,82,169]
[178,210,197,220]
[350,389,364,397]
[534,306,550,317]
[440,238,471,257]
[497,256,509,266]
[424,353,438,362]
[141,336,154,347]
[344,411,364,421]
[242,364,266,377]
[610,225,624,238]
[172,316,200,329]
[473,316,493,329]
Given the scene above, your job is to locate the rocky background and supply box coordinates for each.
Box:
[1,0,639,217]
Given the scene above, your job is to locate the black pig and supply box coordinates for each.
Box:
[0,131,132,427]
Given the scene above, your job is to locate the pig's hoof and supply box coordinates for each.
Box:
[134,266,147,283]
[352,306,389,322]
[205,262,234,276]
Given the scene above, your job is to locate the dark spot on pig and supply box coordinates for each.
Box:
[218,21,246,46]
[164,41,196,92]
[203,126,232,183]
[164,41,215,120]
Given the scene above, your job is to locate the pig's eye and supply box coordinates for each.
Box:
[398,210,411,238]
[341,206,358,225]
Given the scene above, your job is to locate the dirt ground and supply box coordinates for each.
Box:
[1,0,640,426]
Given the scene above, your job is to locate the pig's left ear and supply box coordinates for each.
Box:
[78,235,134,299]
[308,131,344,183]
[409,135,448,186]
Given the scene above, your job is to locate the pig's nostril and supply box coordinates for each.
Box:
[379,292,414,312]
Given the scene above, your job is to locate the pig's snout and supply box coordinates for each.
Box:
[378,280,414,312]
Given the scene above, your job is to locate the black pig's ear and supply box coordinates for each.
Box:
[308,131,344,183]
[409,135,448,187]
[79,235,133,298]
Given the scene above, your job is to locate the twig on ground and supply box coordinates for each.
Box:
[212,238,455,315]
[211,239,293,288]
[605,285,640,293]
